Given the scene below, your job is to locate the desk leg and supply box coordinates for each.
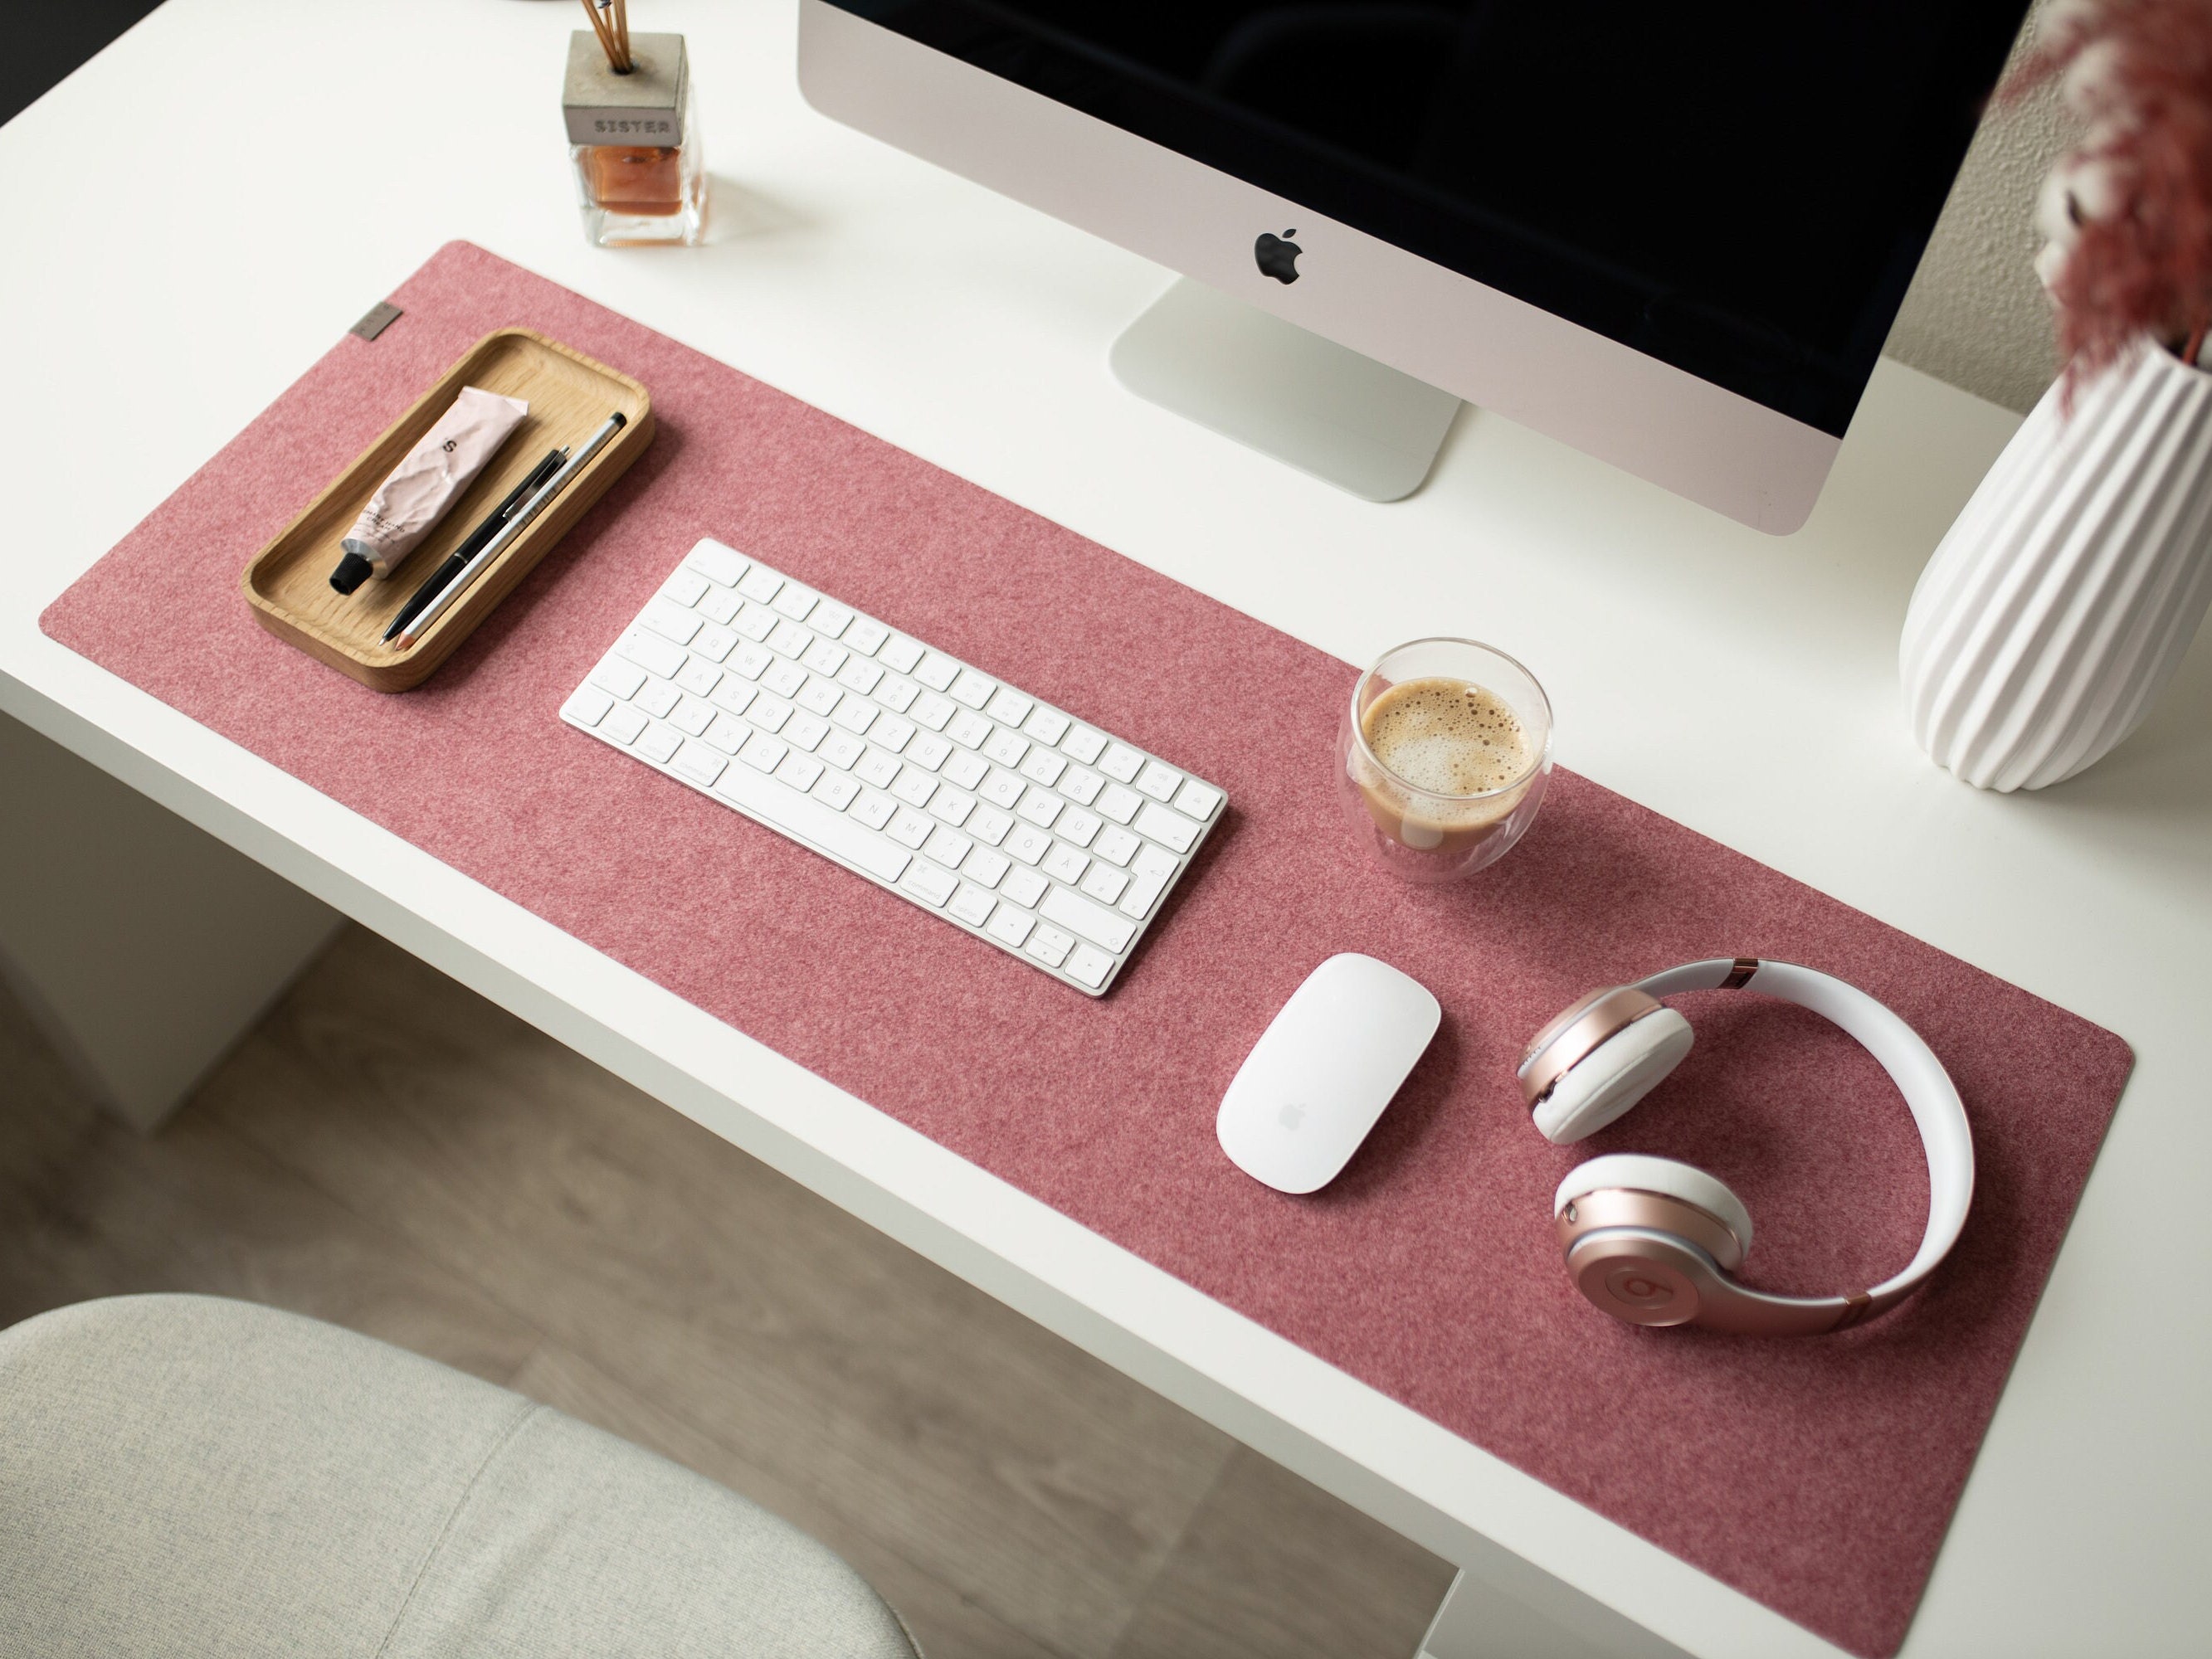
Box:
[1417,1567,1651,1659]
[0,711,339,1131]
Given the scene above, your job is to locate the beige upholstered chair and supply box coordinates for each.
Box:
[0,1296,920,1658]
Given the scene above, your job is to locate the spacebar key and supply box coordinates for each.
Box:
[714,762,912,883]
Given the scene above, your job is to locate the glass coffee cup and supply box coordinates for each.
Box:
[1337,638,1554,883]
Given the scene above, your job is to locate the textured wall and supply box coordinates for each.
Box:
[1882,6,2077,413]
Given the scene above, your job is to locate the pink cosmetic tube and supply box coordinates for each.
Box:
[329,385,529,594]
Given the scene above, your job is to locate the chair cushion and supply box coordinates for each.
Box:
[0,1296,918,1659]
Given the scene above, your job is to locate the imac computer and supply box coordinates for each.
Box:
[797,2,2028,530]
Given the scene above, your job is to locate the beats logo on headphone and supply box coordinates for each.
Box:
[1518,956,1974,1336]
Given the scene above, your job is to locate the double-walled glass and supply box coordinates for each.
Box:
[1337,638,1553,883]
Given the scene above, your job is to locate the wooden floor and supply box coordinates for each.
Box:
[0,925,1451,1658]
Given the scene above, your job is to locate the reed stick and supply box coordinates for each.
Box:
[577,0,619,67]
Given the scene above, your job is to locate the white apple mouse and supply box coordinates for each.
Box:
[1217,954,1442,1194]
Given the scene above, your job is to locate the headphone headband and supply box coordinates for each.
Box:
[1545,957,1973,1335]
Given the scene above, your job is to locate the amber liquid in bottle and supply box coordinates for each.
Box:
[583,144,685,216]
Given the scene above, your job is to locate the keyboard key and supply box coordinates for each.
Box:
[1079,864,1128,906]
[1175,779,1224,820]
[686,539,748,586]
[616,629,687,679]
[1135,760,1182,802]
[1096,783,1143,825]
[641,600,702,645]
[704,713,750,754]
[887,806,935,849]
[797,679,841,718]
[982,728,1030,768]
[1060,727,1108,764]
[1057,807,1101,848]
[947,710,993,749]
[852,790,897,830]
[879,635,924,674]
[691,624,737,664]
[712,758,911,884]
[829,698,878,737]
[964,846,1011,888]
[763,659,807,699]
[802,638,849,676]
[674,741,727,785]
[855,750,901,790]
[987,687,1033,724]
[906,732,953,771]
[1099,742,1144,782]
[675,658,724,698]
[1133,842,1179,880]
[949,884,996,927]
[811,601,855,640]
[1026,924,1074,969]
[732,604,777,642]
[747,697,793,734]
[928,789,977,828]
[775,751,824,791]
[636,722,683,764]
[663,567,711,606]
[923,826,973,869]
[1118,871,1169,920]
[978,769,1026,809]
[563,685,615,727]
[785,713,830,752]
[1005,824,1052,866]
[985,906,1035,948]
[768,620,813,658]
[915,653,960,691]
[836,659,884,697]
[1064,945,1114,990]
[709,681,757,719]
[1040,884,1136,954]
[845,617,889,656]
[591,657,648,699]
[636,679,682,719]
[911,691,956,731]
[1015,789,1063,830]
[871,714,915,752]
[875,674,918,713]
[1094,825,1140,867]
[740,732,789,773]
[812,769,860,810]
[1042,844,1089,885]
[890,767,938,809]
[1018,748,1066,788]
[903,861,958,907]
[602,702,648,744]
[821,732,865,771]
[949,669,996,709]
[943,749,990,791]
[772,583,820,621]
[1059,766,1104,806]
[672,695,717,737]
[967,806,1014,847]
[1023,706,1071,746]
[1134,800,1203,854]
[729,642,772,680]
[699,586,743,625]
[1001,865,1050,908]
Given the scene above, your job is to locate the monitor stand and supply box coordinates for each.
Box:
[1108,278,1463,503]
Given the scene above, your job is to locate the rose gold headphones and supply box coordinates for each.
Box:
[1518,956,1974,1336]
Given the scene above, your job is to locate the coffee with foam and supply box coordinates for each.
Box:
[1351,676,1535,854]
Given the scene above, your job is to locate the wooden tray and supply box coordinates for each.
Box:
[241,327,652,691]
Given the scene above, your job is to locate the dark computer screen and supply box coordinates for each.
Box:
[822,2,2029,435]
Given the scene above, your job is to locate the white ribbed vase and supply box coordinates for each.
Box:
[1902,341,2212,791]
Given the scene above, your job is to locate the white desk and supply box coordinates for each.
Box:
[3,3,2206,1655]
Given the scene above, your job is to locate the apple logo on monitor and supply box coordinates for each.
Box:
[1255,230,1300,285]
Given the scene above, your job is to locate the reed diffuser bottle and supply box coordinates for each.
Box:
[563,2,704,247]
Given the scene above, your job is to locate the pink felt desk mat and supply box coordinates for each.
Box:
[43,243,2131,1657]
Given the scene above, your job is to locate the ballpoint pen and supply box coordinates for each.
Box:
[382,446,568,643]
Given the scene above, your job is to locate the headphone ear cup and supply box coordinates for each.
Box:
[1555,1153,1755,1268]
[1531,1009,1693,1144]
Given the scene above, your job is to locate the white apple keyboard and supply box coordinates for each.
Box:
[559,538,1226,995]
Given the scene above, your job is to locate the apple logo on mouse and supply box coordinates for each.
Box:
[1255,229,1301,284]
[1277,1101,1306,1131]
